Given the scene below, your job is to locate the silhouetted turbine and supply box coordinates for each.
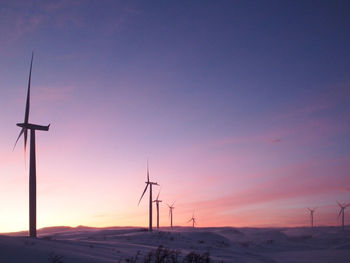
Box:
[138,161,159,231]
[153,190,162,229]
[337,201,350,231]
[14,53,50,238]
[167,202,175,228]
[307,207,317,229]
[187,212,196,228]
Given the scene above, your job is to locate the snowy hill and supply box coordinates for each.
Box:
[1,226,349,262]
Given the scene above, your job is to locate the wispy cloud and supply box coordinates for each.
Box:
[0,0,141,47]
[35,85,76,103]
[188,156,350,214]
[271,139,281,143]
[216,81,350,147]
[103,5,142,35]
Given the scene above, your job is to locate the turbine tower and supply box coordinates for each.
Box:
[337,202,349,231]
[153,191,162,229]
[14,53,50,238]
[187,212,196,228]
[167,202,175,228]
[307,207,317,229]
[138,162,159,231]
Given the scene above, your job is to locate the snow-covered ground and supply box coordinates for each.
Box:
[1,226,349,262]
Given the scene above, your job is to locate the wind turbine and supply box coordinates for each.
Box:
[138,162,159,231]
[14,53,50,238]
[153,190,162,229]
[167,202,175,228]
[307,207,317,229]
[337,201,350,231]
[187,212,196,228]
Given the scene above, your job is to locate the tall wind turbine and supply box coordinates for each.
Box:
[138,162,159,231]
[167,202,175,228]
[307,207,317,229]
[337,202,350,231]
[153,190,162,229]
[14,53,50,238]
[187,212,196,228]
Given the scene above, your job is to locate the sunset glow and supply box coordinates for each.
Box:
[0,0,350,233]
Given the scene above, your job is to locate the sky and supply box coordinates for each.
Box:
[0,0,350,232]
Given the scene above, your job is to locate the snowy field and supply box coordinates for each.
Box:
[1,226,349,262]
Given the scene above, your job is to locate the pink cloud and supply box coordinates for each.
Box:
[183,156,350,223]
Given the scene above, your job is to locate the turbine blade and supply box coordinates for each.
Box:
[24,52,33,124]
[156,191,160,201]
[147,160,150,182]
[13,128,25,151]
[24,128,28,152]
[138,184,149,205]
[338,208,343,218]
[171,201,175,207]
[187,219,192,223]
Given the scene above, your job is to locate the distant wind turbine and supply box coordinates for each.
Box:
[167,202,175,228]
[337,201,350,231]
[187,212,196,228]
[307,207,317,229]
[13,53,50,238]
[153,190,162,229]
[138,162,159,231]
